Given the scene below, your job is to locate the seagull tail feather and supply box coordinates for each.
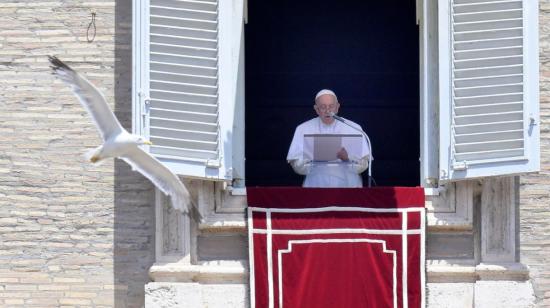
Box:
[48,55,74,73]
[83,146,104,166]
[170,194,202,222]
[169,193,187,213]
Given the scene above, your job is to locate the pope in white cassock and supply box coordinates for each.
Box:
[287,89,371,187]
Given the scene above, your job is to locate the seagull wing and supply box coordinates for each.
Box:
[49,56,124,141]
[120,147,192,214]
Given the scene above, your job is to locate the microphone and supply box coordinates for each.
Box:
[328,112,346,123]
[329,112,374,187]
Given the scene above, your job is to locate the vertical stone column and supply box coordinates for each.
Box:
[480,176,516,262]
[474,177,534,307]
[156,189,191,262]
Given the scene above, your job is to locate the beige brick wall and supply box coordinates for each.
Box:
[0,1,155,307]
[520,2,550,307]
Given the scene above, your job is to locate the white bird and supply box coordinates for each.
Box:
[49,55,195,215]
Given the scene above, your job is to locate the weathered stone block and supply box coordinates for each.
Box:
[474,281,535,308]
[427,283,473,307]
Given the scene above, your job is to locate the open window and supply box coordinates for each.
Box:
[244,1,421,187]
[132,0,245,185]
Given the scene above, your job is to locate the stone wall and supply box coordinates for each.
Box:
[520,1,550,307]
[0,1,156,306]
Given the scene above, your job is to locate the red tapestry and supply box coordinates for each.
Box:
[247,187,425,308]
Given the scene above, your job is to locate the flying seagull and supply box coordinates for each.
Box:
[48,55,194,215]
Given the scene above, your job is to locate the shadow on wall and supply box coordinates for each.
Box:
[113,0,156,307]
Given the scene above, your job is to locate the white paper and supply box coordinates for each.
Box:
[303,134,363,162]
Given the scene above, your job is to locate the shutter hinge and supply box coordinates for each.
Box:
[142,96,151,110]
[139,92,151,132]
[205,159,221,168]
[452,161,468,171]
[138,92,150,106]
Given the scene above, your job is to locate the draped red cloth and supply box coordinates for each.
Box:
[247,187,425,308]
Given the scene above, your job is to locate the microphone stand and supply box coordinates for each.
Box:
[329,113,373,187]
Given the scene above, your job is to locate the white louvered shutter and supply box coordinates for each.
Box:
[133,0,245,181]
[438,0,539,182]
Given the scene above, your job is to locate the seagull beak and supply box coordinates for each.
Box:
[144,141,153,145]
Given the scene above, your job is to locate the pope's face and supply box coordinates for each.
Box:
[314,94,340,125]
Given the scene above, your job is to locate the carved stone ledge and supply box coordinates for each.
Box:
[427,259,477,283]
[427,259,530,283]
[475,262,529,281]
[149,261,248,283]
[198,214,246,233]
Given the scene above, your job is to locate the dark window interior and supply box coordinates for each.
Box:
[245,0,419,187]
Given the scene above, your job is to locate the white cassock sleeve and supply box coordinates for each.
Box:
[287,124,303,161]
[287,123,312,175]
[352,156,369,174]
[289,158,311,175]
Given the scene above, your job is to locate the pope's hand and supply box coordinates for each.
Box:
[337,147,349,161]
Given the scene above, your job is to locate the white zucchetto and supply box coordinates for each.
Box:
[314,89,338,103]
